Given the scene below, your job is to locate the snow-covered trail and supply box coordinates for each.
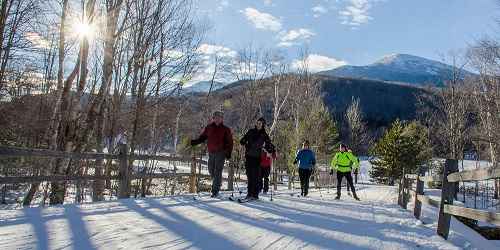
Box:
[0,185,483,250]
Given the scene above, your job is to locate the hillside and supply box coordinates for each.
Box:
[318,76,429,127]
[213,75,431,129]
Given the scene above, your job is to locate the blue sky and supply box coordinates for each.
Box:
[192,0,499,81]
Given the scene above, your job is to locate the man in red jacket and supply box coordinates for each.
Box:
[191,111,233,198]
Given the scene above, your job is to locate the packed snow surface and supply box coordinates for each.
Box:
[0,183,496,250]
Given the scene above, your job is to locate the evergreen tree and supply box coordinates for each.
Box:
[369,120,431,185]
[299,100,339,161]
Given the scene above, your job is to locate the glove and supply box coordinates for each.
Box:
[329,169,334,175]
[225,152,231,160]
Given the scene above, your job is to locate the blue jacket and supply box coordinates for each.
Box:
[294,149,316,169]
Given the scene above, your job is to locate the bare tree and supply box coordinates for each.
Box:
[268,55,292,136]
[0,0,40,97]
[345,97,371,154]
[467,39,500,197]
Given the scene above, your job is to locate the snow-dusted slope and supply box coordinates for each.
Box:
[183,81,227,93]
[319,54,474,86]
[0,183,490,250]
[372,54,452,75]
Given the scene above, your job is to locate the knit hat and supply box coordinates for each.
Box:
[257,117,266,126]
[212,111,224,118]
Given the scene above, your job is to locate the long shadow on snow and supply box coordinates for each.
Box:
[180,198,375,249]
[275,195,412,221]
[186,197,442,249]
[121,198,245,250]
[242,200,434,248]
[2,196,221,228]
[64,205,97,250]
[272,195,434,231]
[23,207,49,250]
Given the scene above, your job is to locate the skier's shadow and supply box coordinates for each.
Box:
[23,207,49,250]
[122,197,244,250]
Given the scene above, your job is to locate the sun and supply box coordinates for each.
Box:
[71,20,96,39]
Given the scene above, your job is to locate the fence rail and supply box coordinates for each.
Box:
[399,159,500,240]
[0,145,207,164]
[0,144,213,200]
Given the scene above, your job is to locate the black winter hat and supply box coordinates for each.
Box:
[257,117,266,126]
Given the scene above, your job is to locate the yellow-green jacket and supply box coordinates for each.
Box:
[330,151,360,173]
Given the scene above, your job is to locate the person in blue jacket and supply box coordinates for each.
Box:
[293,140,316,197]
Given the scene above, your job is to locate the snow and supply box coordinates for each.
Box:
[0,183,493,250]
[373,54,450,73]
[0,159,497,249]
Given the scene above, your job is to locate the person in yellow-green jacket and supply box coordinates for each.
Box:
[330,143,360,201]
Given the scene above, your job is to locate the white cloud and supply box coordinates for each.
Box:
[190,43,238,84]
[216,0,229,12]
[292,54,347,73]
[241,8,282,31]
[278,28,316,47]
[339,0,382,27]
[25,32,50,49]
[312,5,328,18]
[163,50,184,59]
[263,0,274,6]
[197,43,237,58]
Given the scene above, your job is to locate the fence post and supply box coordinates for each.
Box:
[414,168,425,219]
[398,177,403,207]
[437,159,459,239]
[402,177,411,209]
[118,144,130,199]
[189,154,196,193]
[398,167,407,208]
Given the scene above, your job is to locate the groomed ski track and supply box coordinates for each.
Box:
[0,184,495,250]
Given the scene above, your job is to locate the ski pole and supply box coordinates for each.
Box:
[327,170,331,194]
[230,161,235,198]
[270,161,274,201]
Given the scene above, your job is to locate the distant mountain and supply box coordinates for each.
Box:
[319,54,474,86]
[184,81,227,93]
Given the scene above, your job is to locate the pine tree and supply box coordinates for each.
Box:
[298,100,339,161]
[369,120,431,185]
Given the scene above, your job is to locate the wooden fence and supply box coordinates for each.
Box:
[399,159,500,239]
[0,144,210,199]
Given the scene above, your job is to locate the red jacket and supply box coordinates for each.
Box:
[260,151,276,168]
[191,123,233,156]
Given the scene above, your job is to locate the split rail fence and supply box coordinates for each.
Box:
[398,159,500,239]
[0,144,213,199]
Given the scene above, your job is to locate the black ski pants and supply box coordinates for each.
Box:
[299,168,313,196]
[347,169,359,192]
[337,171,356,197]
[245,156,261,198]
[259,167,271,193]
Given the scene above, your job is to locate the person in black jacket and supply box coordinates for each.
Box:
[240,117,274,200]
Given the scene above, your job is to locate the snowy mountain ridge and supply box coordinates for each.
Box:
[319,53,475,86]
[372,53,452,75]
[183,81,227,93]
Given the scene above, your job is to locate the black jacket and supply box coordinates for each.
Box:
[240,128,274,157]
